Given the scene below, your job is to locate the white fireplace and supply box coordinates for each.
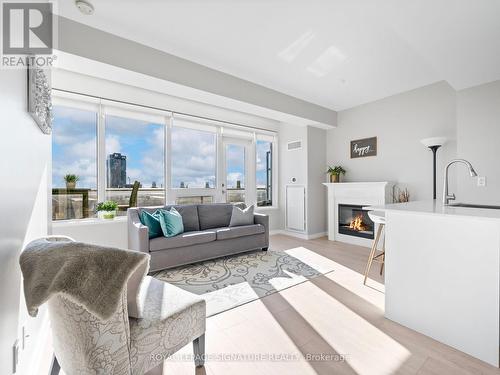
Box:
[323,182,394,246]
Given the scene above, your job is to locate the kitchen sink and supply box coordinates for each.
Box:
[447,203,500,210]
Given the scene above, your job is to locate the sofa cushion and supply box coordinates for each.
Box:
[139,210,163,239]
[167,205,200,232]
[216,224,265,240]
[159,208,184,237]
[197,204,233,230]
[149,230,216,251]
[229,205,254,227]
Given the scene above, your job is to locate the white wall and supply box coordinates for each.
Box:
[456,80,500,204]
[306,126,327,236]
[327,82,457,201]
[52,219,128,249]
[0,69,52,375]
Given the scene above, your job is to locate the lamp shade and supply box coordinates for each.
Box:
[420,137,447,148]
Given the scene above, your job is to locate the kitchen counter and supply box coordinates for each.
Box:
[369,200,500,367]
[369,199,500,220]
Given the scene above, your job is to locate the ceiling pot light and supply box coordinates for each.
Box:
[75,0,94,15]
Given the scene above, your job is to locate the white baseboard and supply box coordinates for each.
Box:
[269,230,328,240]
[306,231,328,240]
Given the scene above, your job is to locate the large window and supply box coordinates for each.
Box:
[51,93,277,221]
[256,139,273,206]
[171,126,216,189]
[105,114,165,214]
[52,105,97,220]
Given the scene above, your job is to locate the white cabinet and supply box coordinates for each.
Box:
[286,185,305,231]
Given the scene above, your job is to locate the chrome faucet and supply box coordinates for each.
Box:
[443,159,478,205]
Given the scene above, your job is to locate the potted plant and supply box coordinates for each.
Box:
[64,174,79,189]
[96,201,118,220]
[327,166,346,183]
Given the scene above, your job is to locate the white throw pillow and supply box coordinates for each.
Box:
[229,205,254,227]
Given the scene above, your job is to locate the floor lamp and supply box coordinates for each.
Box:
[421,137,447,199]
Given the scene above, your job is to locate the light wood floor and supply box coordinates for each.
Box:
[163,234,500,375]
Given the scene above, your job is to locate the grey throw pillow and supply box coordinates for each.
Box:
[229,205,254,227]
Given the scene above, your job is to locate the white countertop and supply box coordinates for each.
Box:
[367,200,500,221]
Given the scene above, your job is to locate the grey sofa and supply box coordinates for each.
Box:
[128,203,269,271]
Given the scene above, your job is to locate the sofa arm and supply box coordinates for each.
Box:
[128,209,149,253]
[254,212,269,248]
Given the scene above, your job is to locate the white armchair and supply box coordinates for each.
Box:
[48,275,206,374]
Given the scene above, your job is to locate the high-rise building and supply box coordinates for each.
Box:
[107,153,126,188]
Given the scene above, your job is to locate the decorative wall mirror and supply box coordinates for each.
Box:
[27,59,52,134]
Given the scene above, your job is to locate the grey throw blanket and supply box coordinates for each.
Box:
[20,236,149,320]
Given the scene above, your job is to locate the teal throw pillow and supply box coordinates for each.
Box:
[159,207,184,237]
[139,210,163,239]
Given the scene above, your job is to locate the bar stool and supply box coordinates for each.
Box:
[363,211,385,285]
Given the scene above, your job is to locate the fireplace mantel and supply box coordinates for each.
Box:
[323,181,395,246]
[323,181,392,188]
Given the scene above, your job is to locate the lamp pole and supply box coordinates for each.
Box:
[421,137,447,200]
[429,145,441,200]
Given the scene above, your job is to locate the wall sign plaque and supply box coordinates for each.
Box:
[350,137,377,158]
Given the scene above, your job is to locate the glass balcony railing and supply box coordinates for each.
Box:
[52,187,272,221]
[106,188,165,216]
[52,188,97,220]
[227,188,245,205]
[175,196,214,205]
[257,187,272,207]
[52,188,165,220]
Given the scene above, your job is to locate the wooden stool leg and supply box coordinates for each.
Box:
[364,223,383,285]
[379,226,385,275]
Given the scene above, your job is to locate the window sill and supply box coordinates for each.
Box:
[255,206,279,211]
[52,216,127,227]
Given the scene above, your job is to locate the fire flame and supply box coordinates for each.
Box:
[349,214,368,231]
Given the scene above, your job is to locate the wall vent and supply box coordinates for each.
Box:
[287,140,302,151]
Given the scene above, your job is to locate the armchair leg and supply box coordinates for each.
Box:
[262,247,268,251]
[193,334,205,367]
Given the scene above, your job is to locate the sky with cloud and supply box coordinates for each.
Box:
[171,126,216,188]
[105,115,164,188]
[53,105,272,193]
[225,144,245,189]
[52,106,98,188]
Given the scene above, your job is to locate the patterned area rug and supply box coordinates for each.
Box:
[152,247,335,316]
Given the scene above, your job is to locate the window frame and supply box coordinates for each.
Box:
[255,134,278,209]
[51,91,279,222]
[51,94,100,220]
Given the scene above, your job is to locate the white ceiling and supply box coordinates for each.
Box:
[58,0,500,111]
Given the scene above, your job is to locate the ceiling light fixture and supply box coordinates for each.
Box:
[278,31,315,63]
[75,0,94,15]
[307,46,347,77]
